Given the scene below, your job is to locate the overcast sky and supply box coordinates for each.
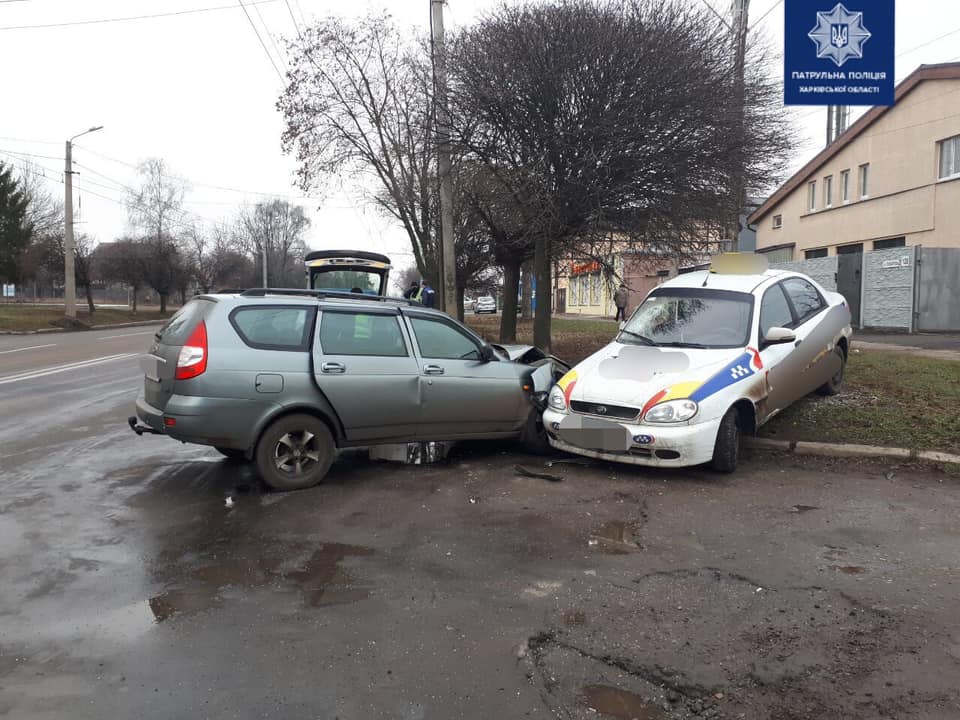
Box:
[2,0,959,275]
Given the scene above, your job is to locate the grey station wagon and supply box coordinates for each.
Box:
[130,290,566,490]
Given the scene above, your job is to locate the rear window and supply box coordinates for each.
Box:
[157,299,213,345]
[230,306,313,350]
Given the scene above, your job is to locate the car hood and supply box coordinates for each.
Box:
[563,341,762,410]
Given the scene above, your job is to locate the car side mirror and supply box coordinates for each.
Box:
[763,326,796,346]
[479,344,495,362]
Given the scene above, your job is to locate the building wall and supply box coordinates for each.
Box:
[756,78,960,259]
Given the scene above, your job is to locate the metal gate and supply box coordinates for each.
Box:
[916,247,960,331]
[836,253,863,328]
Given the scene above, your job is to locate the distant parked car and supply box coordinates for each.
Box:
[474,296,497,314]
[542,255,852,473]
[463,297,476,311]
[130,289,567,491]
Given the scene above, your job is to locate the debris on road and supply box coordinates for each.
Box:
[224,496,234,509]
[514,465,563,482]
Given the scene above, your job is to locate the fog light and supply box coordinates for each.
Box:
[163,417,176,427]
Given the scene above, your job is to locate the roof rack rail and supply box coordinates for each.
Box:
[240,287,422,306]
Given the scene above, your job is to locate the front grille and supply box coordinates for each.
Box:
[570,401,639,421]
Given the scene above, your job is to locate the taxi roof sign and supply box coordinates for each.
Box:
[710,252,769,276]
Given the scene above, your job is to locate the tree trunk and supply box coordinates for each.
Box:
[456,285,465,322]
[521,259,533,320]
[180,288,187,306]
[84,284,95,316]
[499,257,521,343]
[533,235,552,352]
[159,293,167,313]
[131,285,139,314]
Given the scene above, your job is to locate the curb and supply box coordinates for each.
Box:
[744,437,960,466]
[0,320,164,336]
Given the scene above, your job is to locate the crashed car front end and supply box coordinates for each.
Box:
[541,348,760,467]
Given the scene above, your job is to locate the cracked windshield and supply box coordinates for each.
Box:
[1,0,959,719]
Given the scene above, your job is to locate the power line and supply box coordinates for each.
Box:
[897,24,960,58]
[750,0,782,31]
[252,0,287,70]
[0,135,61,146]
[72,144,314,201]
[284,0,304,41]
[0,147,63,162]
[0,0,279,31]
[237,0,285,82]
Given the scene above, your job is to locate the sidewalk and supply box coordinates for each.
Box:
[853,332,960,361]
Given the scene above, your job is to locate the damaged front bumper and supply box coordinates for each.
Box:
[541,408,721,467]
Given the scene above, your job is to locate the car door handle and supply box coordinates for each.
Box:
[424,364,445,375]
[321,362,346,374]
[795,339,802,347]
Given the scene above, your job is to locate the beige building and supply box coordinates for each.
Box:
[750,63,960,261]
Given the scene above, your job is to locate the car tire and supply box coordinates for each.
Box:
[255,414,336,491]
[519,408,551,455]
[817,345,846,396]
[710,407,740,474]
[215,446,247,461]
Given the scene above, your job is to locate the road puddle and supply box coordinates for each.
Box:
[148,542,373,622]
[590,521,641,553]
[833,565,866,574]
[582,685,667,719]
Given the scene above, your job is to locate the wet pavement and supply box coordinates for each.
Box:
[2,335,960,719]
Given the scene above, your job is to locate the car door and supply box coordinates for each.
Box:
[313,308,421,442]
[757,282,804,418]
[781,277,837,392]
[403,312,527,438]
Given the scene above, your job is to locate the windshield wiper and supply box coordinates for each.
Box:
[655,341,708,349]
[618,328,655,345]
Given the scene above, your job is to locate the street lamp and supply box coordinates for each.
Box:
[64,125,104,320]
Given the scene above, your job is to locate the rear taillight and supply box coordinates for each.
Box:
[175,320,208,380]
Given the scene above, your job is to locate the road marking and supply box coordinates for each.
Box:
[0,343,57,355]
[99,331,155,340]
[0,353,138,385]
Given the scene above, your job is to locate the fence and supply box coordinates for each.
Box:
[773,246,960,332]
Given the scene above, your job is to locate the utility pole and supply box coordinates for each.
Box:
[63,126,103,320]
[262,244,268,287]
[730,0,750,251]
[825,105,849,145]
[430,0,457,315]
[64,141,77,319]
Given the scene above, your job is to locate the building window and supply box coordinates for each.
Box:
[840,169,850,202]
[939,135,960,180]
[569,279,578,306]
[807,181,816,211]
[836,243,864,255]
[805,248,828,259]
[772,214,782,229]
[859,163,869,198]
[824,175,833,207]
[873,237,906,250]
[590,274,601,305]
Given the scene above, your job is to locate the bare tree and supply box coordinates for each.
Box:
[236,199,309,287]
[96,239,146,312]
[37,232,96,315]
[448,0,793,349]
[280,14,444,280]
[125,158,190,311]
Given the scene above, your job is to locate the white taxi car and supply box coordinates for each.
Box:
[542,255,852,472]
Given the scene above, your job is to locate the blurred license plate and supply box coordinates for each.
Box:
[558,415,632,452]
[139,354,163,381]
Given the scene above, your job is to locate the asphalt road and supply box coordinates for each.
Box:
[2,329,960,719]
